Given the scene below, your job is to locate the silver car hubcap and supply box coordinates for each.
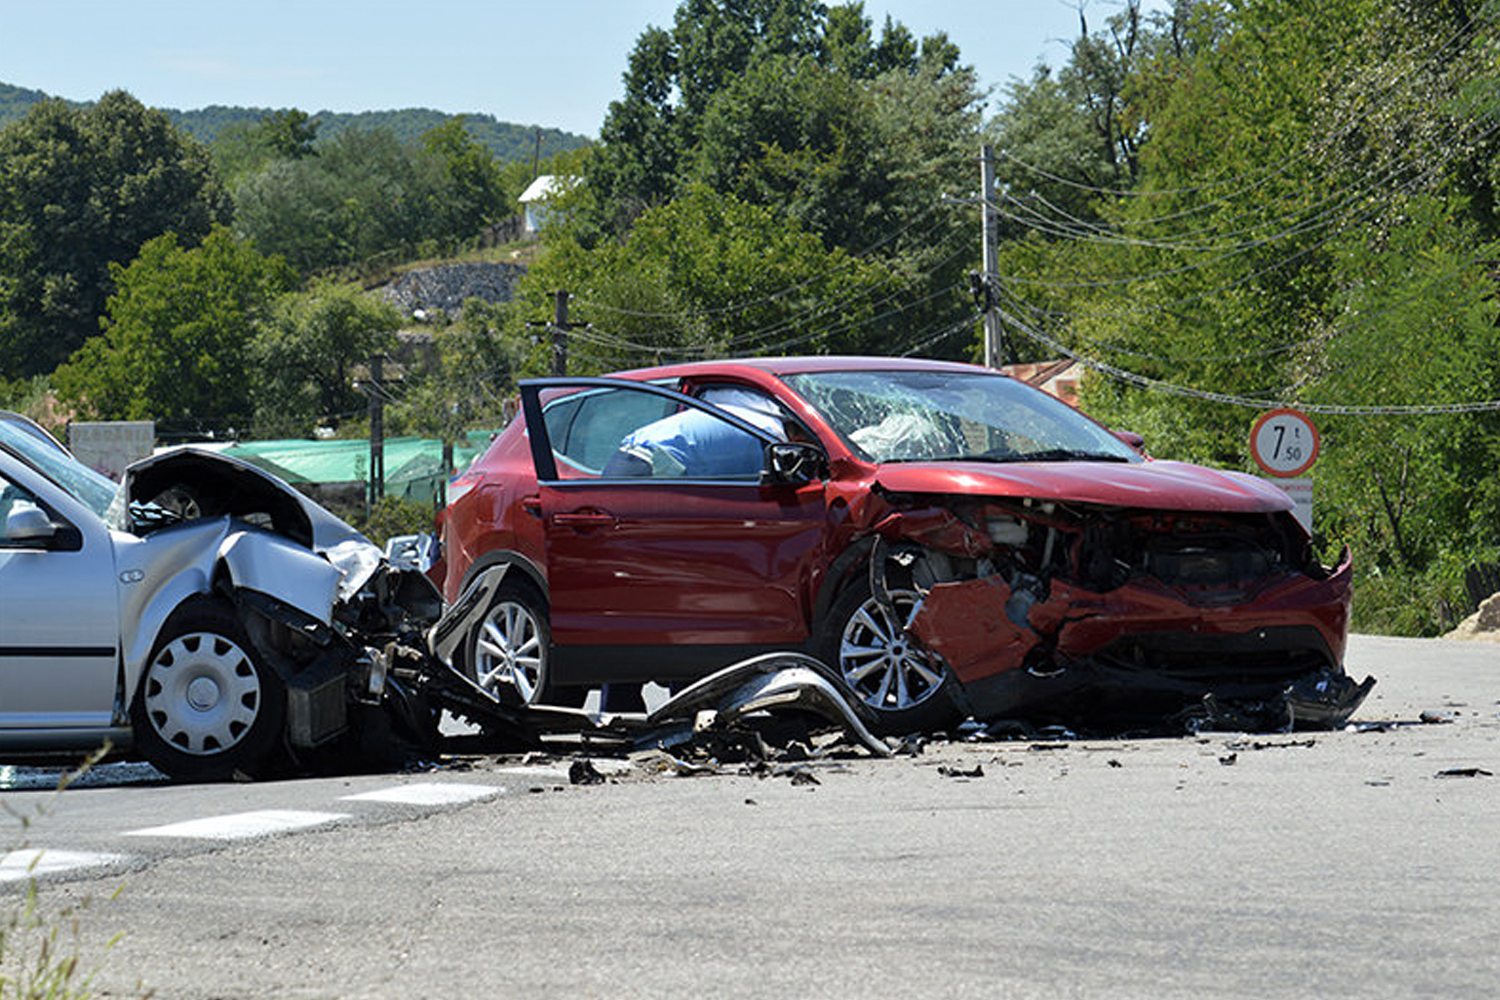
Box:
[838,590,946,712]
[144,632,262,755]
[475,600,544,703]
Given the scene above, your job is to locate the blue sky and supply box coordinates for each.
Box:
[0,1,1159,137]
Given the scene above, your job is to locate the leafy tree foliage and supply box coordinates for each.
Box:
[53,228,296,434]
[212,108,320,184]
[989,0,1500,632]
[390,299,528,443]
[584,0,980,251]
[231,121,525,274]
[249,282,403,437]
[518,185,905,371]
[421,117,513,233]
[571,0,985,360]
[0,91,231,379]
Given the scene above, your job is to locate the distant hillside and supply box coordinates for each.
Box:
[0,82,590,163]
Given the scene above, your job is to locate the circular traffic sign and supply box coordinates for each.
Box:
[1250,408,1319,477]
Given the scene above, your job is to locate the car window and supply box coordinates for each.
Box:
[544,388,678,474]
[693,384,811,444]
[0,476,45,547]
[542,384,773,480]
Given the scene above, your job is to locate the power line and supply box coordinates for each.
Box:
[1003,305,1500,415]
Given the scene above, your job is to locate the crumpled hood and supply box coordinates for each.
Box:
[874,459,1294,513]
[117,446,384,597]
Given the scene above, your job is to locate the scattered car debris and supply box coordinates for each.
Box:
[937,763,985,779]
[1222,738,1317,752]
[568,760,607,785]
[1219,753,1238,766]
[1435,767,1492,779]
[1420,710,1455,725]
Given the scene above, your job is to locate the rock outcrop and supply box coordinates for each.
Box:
[1444,592,1500,641]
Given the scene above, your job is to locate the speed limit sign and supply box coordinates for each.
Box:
[1250,408,1319,477]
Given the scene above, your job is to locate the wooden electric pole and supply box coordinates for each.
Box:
[368,353,385,509]
[981,144,1003,369]
[552,290,570,376]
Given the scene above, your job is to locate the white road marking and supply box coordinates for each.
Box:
[494,765,571,781]
[340,782,503,806]
[0,849,126,882]
[124,810,348,841]
[495,759,635,782]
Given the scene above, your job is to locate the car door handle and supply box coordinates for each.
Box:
[553,509,617,529]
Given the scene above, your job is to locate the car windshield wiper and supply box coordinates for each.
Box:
[1002,448,1134,463]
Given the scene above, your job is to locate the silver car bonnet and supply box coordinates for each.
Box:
[117,447,384,597]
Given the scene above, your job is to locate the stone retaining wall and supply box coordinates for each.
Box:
[379,261,528,317]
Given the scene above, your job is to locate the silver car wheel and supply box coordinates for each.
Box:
[474,598,546,704]
[143,631,263,756]
[837,589,946,712]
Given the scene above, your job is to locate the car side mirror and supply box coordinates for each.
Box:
[1115,430,1146,451]
[763,442,828,486]
[5,505,57,545]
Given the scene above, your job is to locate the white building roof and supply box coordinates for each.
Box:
[518,174,576,203]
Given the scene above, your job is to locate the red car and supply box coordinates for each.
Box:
[437,357,1363,734]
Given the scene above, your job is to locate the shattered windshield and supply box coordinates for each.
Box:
[782,369,1141,465]
[0,419,118,518]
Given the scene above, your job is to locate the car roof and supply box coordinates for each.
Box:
[606,356,1002,383]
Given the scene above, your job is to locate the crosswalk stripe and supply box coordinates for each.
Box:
[0,849,125,882]
[340,782,503,806]
[123,809,348,841]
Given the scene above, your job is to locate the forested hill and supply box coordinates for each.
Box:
[0,81,590,161]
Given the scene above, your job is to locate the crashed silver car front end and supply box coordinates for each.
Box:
[101,448,442,774]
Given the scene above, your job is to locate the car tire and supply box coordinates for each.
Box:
[466,579,584,707]
[131,600,287,781]
[817,577,960,736]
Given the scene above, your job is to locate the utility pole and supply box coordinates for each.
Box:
[552,290,570,376]
[526,290,580,375]
[368,353,385,510]
[980,144,1003,369]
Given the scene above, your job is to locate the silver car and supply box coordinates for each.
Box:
[0,412,441,780]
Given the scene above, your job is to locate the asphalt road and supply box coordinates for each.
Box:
[3,633,1498,1000]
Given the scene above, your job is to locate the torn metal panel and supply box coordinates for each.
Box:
[907,576,1037,682]
[1285,670,1377,730]
[645,653,893,757]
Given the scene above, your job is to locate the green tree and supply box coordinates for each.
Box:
[422,117,511,232]
[584,0,976,245]
[53,228,296,434]
[212,108,319,184]
[232,124,524,273]
[0,91,231,379]
[233,128,447,272]
[519,184,906,370]
[391,299,528,443]
[249,282,403,437]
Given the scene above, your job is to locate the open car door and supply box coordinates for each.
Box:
[518,377,828,684]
